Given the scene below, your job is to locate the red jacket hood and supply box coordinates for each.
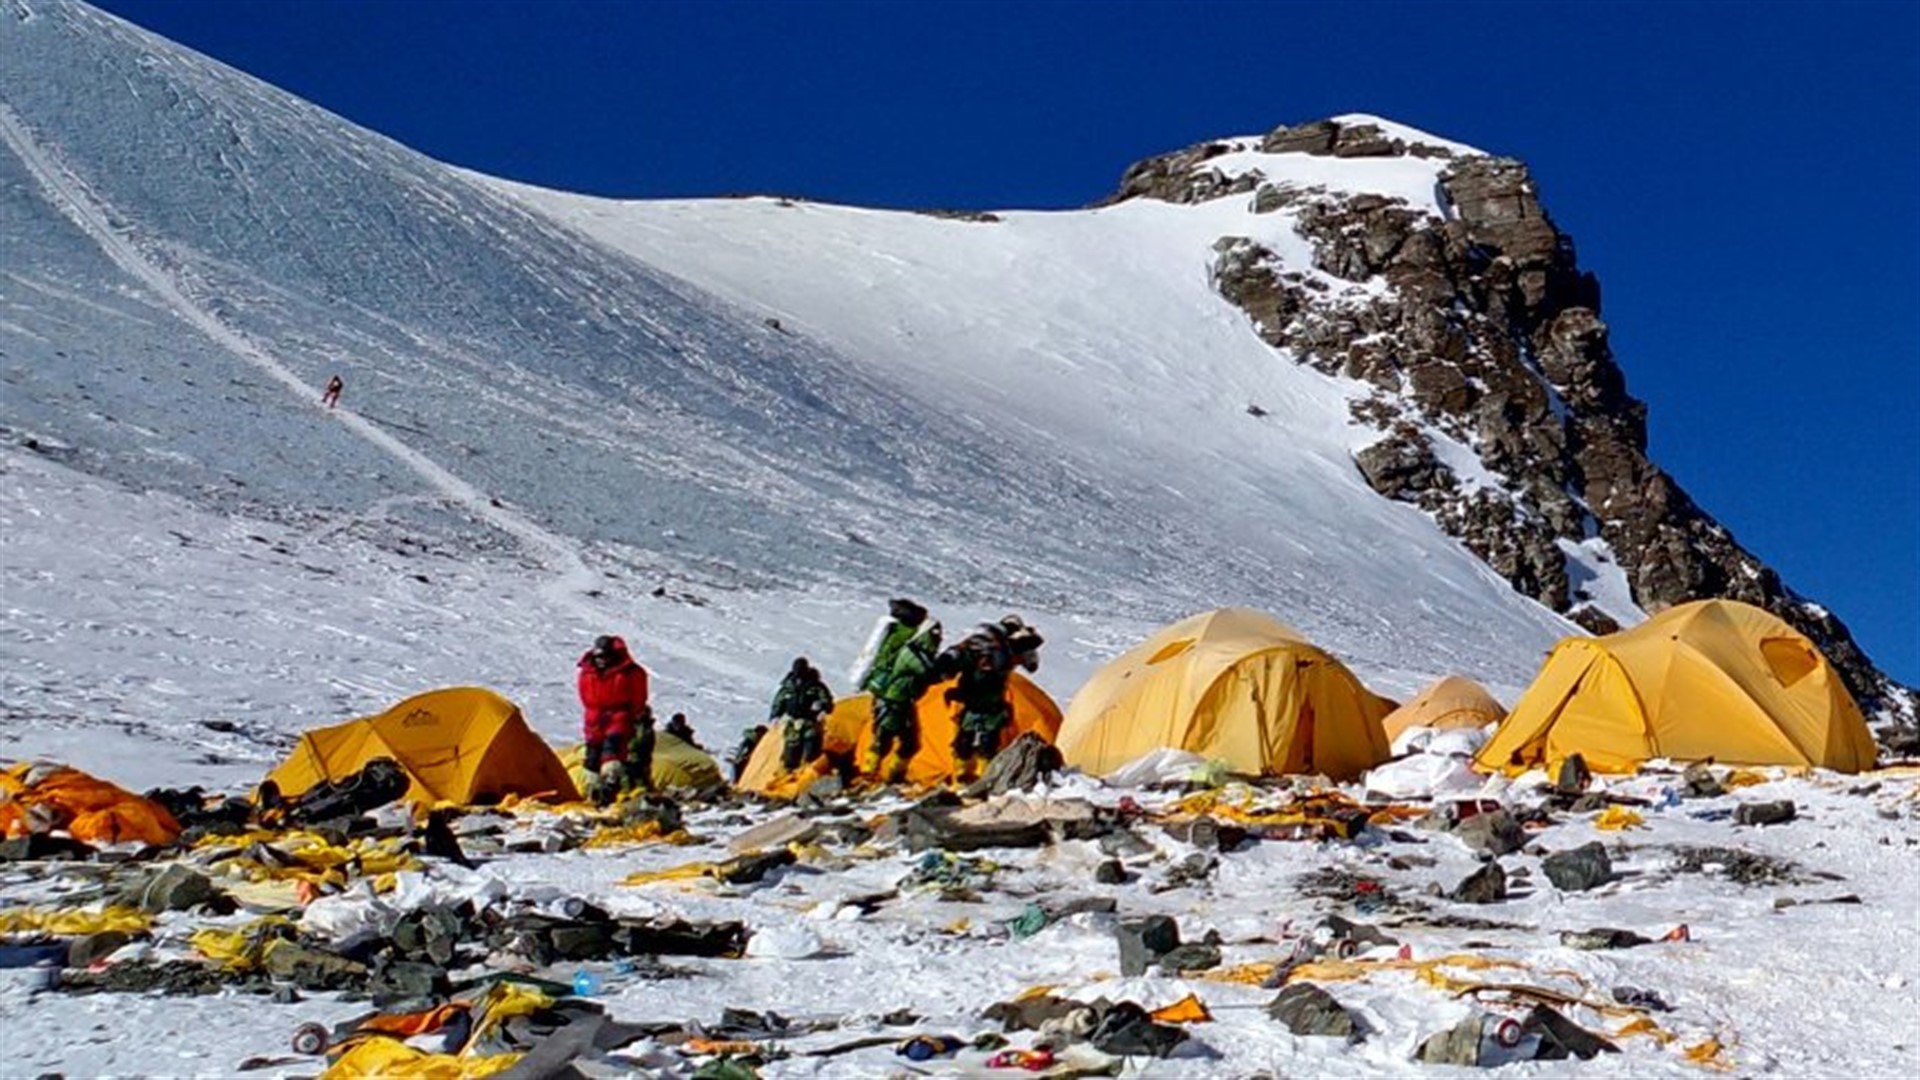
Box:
[580,636,639,670]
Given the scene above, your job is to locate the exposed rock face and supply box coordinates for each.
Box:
[1108,117,1912,720]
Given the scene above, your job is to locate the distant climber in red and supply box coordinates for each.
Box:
[578,634,652,801]
[322,374,344,409]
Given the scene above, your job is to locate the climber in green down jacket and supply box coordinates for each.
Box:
[864,619,944,783]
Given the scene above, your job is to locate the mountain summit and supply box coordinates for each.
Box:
[1088,113,1911,721]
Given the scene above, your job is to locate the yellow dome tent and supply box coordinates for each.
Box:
[1058,608,1393,780]
[1475,599,1877,775]
[266,687,578,805]
[1381,675,1506,743]
[735,674,1062,797]
[560,733,724,793]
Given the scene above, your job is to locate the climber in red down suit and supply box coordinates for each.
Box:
[578,635,651,800]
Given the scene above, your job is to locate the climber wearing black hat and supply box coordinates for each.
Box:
[936,616,1044,782]
[770,657,835,773]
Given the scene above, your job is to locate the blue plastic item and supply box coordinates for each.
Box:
[572,969,601,997]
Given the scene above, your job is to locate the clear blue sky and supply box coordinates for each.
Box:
[94,0,1920,685]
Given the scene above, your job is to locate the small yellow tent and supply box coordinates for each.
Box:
[1475,599,1877,775]
[267,687,578,805]
[560,733,724,793]
[1381,675,1506,743]
[1058,608,1393,780]
[735,674,1062,796]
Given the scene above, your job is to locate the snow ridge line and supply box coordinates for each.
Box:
[0,102,604,623]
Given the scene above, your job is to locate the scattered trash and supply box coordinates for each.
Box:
[1593,805,1646,831]
[896,1034,963,1061]
[1682,762,1725,798]
[1559,927,1651,950]
[1669,844,1808,886]
[1612,985,1674,1012]
[1734,800,1797,827]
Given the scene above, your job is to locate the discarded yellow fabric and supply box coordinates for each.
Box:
[224,879,307,913]
[683,1039,763,1056]
[619,861,718,887]
[467,981,554,1045]
[1286,953,1526,984]
[204,830,420,887]
[1613,1016,1675,1045]
[580,821,695,850]
[1724,769,1771,789]
[1168,788,1379,832]
[321,1040,523,1079]
[0,905,153,936]
[1426,971,1651,1020]
[1199,962,1277,986]
[1685,1038,1732,1071]
[0,762,182,846]
[190,916,291,972]
[1593,805,1646,831]
[1149,994,1213,1024]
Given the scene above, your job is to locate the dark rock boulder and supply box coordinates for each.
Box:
[965,733,1063,797]
[1542,842,1613,892]
[262,941,366,991]
[1267,982,1362,1041]
[1417,1015,1490,1065]
[1450,809,1526,858]
[1452,860,1509,904]
[122,864,220,914]
[1101,140,1251,206]
[66,930,136,968]
[1523,1004,1619,1059]
[1154,941,1222,973]
[1115,915,1181,976]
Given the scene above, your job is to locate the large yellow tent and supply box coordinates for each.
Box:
[267,687,579,805]
[1381,675,1506,743]
[736,674,1062,796]
[560,733,724,793]
[1475,599,1877,775]
[1057,608,1393,780]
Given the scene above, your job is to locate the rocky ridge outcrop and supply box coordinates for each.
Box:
[1105,117,1912,721]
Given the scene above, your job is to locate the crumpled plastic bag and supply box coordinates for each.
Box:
[1364,754,1483,801]
[744,922,824,960]
[1105,749,1211,788]
[301,880,393,942]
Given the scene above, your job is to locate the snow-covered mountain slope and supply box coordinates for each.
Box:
[2,0,1587,773]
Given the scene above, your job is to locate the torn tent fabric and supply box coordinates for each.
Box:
[0,762,181,846]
